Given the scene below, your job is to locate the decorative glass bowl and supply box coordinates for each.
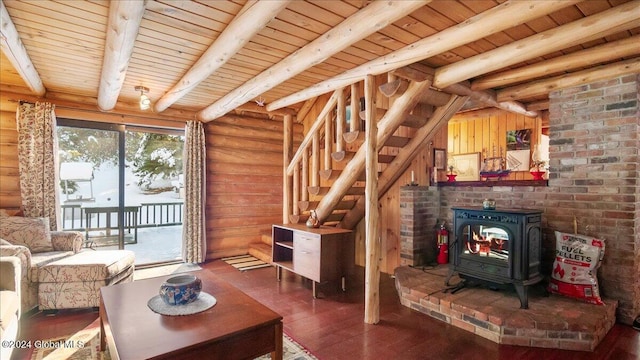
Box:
[159,274,202,305]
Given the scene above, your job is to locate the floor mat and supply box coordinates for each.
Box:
[222,254,272,271]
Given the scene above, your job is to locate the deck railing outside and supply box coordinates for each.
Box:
[61,201,184,232]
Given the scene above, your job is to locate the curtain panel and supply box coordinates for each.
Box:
[182,120,206,263]
[16,102,61,230]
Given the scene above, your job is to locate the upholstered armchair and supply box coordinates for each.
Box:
[0,223,83,312]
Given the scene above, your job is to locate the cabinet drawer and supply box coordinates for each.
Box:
[293,232,320,248]
[293,232,320,281]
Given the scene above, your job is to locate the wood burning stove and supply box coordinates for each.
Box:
[446,207,543,309]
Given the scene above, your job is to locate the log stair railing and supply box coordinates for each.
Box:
[249,73,469,262]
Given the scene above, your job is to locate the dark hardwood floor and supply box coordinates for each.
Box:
[14,260,639,360]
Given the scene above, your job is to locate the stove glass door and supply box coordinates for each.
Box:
[460,224,510,263]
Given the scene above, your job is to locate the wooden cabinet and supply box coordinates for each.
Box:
[272,224,353,298]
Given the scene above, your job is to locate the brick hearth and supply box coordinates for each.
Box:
[395,265,618,351]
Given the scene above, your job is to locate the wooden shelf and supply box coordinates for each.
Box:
[438,180,548,187]
[275,241,293,249]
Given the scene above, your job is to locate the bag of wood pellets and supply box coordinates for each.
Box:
[548,231,605,305]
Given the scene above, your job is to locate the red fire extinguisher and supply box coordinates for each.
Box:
[437,222,449,264]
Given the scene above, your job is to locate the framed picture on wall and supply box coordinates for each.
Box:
[433,148,446,170]
[506,150,530,171]
[452,153,480,181]
[506,129,532,150]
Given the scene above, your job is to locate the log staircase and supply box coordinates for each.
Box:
[249,72,469,263]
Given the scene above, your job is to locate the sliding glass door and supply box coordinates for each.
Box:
[57,119,184,266]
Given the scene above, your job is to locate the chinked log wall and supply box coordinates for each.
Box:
[204,115,303,259]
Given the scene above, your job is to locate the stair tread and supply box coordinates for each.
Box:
[249,243,272,263]
[249,242,272,250]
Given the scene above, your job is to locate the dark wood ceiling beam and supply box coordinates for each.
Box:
[267,0,580,111]
[198,0,431,121]
[433,1,640,89]
[0,1,45,96]
[153,1,291,113]
[96,1,146,111]
[471,36,640,91]
[496,57,640,102]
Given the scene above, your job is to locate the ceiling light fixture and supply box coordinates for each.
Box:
[135,86,151,110]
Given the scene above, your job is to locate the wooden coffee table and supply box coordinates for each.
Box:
[99,270,283,360]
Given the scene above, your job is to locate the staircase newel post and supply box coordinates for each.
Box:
[364,74,381,325]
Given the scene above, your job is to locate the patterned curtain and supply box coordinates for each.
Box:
[182,120,206,263]
[16,101,61,230]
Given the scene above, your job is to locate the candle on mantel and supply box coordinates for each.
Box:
[411,171,415,183]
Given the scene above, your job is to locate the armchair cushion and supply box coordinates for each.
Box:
[0,216,53,253]
[51,231,83,253]
[30,252,75,280]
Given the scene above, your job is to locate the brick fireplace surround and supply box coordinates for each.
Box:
[395,266,617,351]
[397,74,638,350]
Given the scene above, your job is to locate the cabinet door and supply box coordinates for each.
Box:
[293,232,320,281]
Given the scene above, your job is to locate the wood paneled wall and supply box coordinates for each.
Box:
[204,115,303,259]
[448,109,543,181]
[0,110,20,209]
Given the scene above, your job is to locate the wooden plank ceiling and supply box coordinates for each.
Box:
[0,0,638,121]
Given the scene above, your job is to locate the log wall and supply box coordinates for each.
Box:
[204,115,303,259]
[0,110,21,209]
